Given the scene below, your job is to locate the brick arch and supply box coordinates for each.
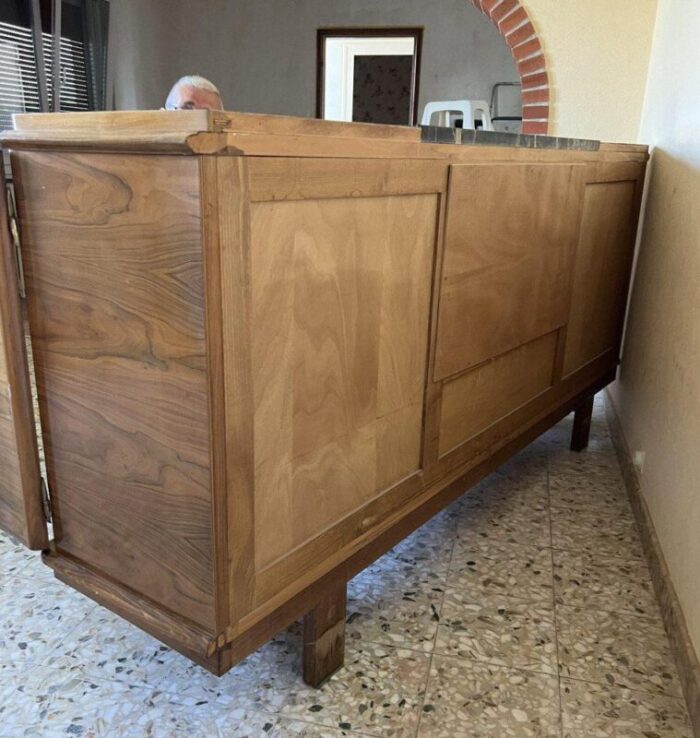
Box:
[470,0,550,134]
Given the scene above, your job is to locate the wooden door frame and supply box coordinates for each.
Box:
[316,27,424,125]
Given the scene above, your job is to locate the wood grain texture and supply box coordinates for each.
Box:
[438,330,558,456]
[435,163,585,380]
[249,191,437,571]
[13,151,215,629]
[563,164,644,376]
[4,113,649,680]
[226,364,619,647]
[303,583,347,687]
[247,157,446,202]
[216,156,257,628]
[0,171,46,548]
[199,156,231,635]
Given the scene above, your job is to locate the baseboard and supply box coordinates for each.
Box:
[605,389,700,735]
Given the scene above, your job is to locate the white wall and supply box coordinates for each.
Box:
[609,0,700,653]
[111,0,519,117]
[524,0,658,141]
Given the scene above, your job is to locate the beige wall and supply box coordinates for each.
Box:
[609,0,700,653]
[524,0,658,141]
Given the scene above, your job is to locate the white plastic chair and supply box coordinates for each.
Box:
[421,100,494,131]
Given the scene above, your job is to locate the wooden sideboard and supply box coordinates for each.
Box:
[0,111,647,685]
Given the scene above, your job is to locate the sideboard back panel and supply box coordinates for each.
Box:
[438,329,558,457]
[563,164,644,377]
[250,193,437,570]
[435,163,585,381]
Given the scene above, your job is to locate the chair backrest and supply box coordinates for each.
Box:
[421,99,494,131]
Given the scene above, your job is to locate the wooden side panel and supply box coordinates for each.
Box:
[0,176,46,549]
[563,164,644,376]
[12,152,215,630]
[438,330,558,456]
[249,193,437,570]
[435,163,585,380]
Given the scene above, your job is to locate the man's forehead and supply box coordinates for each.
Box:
[178,84,215,99]
[176,84,221,106]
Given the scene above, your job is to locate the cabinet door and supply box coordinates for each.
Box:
[0,169,46,549]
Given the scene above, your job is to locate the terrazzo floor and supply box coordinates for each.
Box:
[0,395,694,737]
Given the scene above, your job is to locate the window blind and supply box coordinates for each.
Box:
[0,20,89,132]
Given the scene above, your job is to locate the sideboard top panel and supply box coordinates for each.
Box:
[3,110,648,159]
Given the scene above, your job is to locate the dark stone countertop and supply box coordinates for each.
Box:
[420,125,600,151]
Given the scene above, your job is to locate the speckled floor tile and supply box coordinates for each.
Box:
[273,642,430,737]
[112,708,221,738]
[464,463,550,512]
[549,449,624,485]
[435,589,557,675]
[448,539,554,604]
[380,522,455,579]
[548,480,630,515]
[557,605,682,697]
[418,656,560,737]
[0,531,39,579]
[551,507,644,560]
[456,498,551,546]
[553,548,659,617]
[346,574,443,651]
[150,632,429,737]
[41,604,177,688]
[152,623,301,707]
[216,710,371,737]
[560,678,693,737]
[0,668,143,737]
[0,397,694,737]
[0,573,96,666]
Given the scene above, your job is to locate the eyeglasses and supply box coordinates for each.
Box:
[163,102,197,111]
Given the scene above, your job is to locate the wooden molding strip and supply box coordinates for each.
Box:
[605,390,700,734]
[43,546,214,659]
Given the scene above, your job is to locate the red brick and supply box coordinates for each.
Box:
[513,37,542,61]
[522,87,550,105]
[523,120,549,134]
[518,54,546,77]
[481,0,503,14]
[500,6,528,35]
[521,71,549,90]
[507,21,536,48]
[522,105,549,120]
[491,0,519,23]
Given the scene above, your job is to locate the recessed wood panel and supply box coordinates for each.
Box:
[250,194,437,570]
[439,331,558,456]
[435,163,584,380]
[563,179,638,376]
[13,152,215,629]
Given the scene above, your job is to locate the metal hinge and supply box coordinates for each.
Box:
[40,477,53,523]
[5,182,26,299]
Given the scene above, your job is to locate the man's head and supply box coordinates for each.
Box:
[164,75,223,111]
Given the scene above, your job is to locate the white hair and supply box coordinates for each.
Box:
[165,75,222,109]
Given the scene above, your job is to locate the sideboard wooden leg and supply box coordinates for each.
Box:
[571,394,595,452]
[303,582,347,688]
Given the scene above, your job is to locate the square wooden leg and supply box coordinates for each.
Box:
[570,393,595,452]
[302,582,347,687]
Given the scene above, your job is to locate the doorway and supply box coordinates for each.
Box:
[317,28,423,126]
